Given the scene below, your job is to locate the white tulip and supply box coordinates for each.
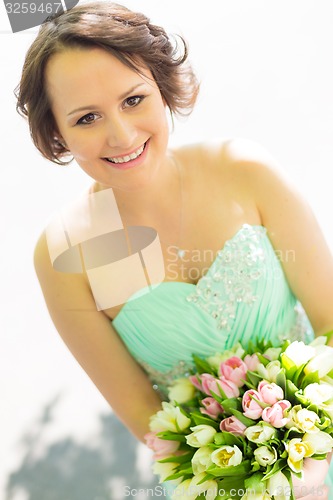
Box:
[267,471,291,500]
[263,347,282,361]
[303,383,333,405]
[171,478,196,500]
[283,341,316,366]
[305,344,333,378]
[211,445,242,467]
[168,377,196,404]
[189,473,218,500]
[257,360,281,382]
[254,445,277,466]
[285,438,312,473]
[191,446,214,474]
[244,422,277,444]
[303,430,333,455]
[186,425,217,448]
[286,406,320,433]
[320,403,333,420]
[150,402,191,432]
[310,336,328,347]
[152,461,180,483]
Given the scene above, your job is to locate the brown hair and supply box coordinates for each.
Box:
[15,1,200,165]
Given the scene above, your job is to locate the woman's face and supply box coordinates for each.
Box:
[45,47,170,191]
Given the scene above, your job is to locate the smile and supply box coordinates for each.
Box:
[104,142,147,164]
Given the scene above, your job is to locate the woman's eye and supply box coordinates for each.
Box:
[76,113,98,125]
[123,95,145,108]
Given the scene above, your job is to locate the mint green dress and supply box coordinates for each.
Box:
[112,224,332,498]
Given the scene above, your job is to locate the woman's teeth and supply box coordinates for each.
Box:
[105,142,146,164]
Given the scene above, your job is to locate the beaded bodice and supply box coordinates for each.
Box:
[112,224,314,399]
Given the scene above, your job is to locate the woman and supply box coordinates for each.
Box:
[16,1,333,498]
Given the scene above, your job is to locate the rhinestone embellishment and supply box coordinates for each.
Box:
[138,359,194,400]
[186,225,266,330]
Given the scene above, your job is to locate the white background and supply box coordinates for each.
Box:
[1,1,333,499]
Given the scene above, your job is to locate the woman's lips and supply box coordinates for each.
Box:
[102,139,149,170]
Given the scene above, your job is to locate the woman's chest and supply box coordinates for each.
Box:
[100,154,261,320]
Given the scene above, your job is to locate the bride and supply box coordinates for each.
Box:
[16,2,333,498]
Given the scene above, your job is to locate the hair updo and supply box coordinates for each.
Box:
[15,1,200,165]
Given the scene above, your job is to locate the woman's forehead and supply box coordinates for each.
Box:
[45,47,155,108]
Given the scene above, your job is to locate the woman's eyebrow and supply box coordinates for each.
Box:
[67,83,147,117]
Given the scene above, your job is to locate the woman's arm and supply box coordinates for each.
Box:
[34,231,163,443]
[221,139,333,341]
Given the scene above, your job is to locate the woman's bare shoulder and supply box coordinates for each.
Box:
[170,137,278,171]
[170,138,281,189]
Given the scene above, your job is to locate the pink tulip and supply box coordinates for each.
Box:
[200,373,238,398]
[200,397,224,419]
[189,374,204,392]
[242,389,264,419]
[200,374,217,395]
[220,416,247,436]
[262,400,291,428]
[219,356,248,387]
[144,431,180,460]
[244,354,260,371]
[258,381,284,405]
[218,376,240,398]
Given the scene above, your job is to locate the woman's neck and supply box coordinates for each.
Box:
[94,154,181,224]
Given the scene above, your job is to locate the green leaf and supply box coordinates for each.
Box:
[301,371,320,388]
[280,339,291,353]
[209,388,227,403]
[191,411,220,429]
[292,362,308,386]
[318,415,332,430]
[283,468,296,500]
[276,369,287,394]
[213,431,244,447]
[177,404,191,418]
[250,395,270,409]
[221,397,242,412]
[192,354,215,375]
[262,458,287,480]
[311,453,329,460]
[285,379,299,403]
[244,472,266,493]
[284,426,303,439]
[177,462,194,472]
[257,353,270,366]
[196,473,215,485]
[206,460,251,477]
[215,477,246,500]
[280,354,299,381]
[156,431,187,442]
[164,469,190,481]
[294,389,309,406]
[324,330,333,344]
[251,461,261,472]
[247,340,258,354]
[246,370,264,386]
[228,408,256,427]
[158,453,193,464]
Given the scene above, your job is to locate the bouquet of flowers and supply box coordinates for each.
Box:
[145,335,333,500]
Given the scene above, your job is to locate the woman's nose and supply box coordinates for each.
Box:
[105,115,137,149]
